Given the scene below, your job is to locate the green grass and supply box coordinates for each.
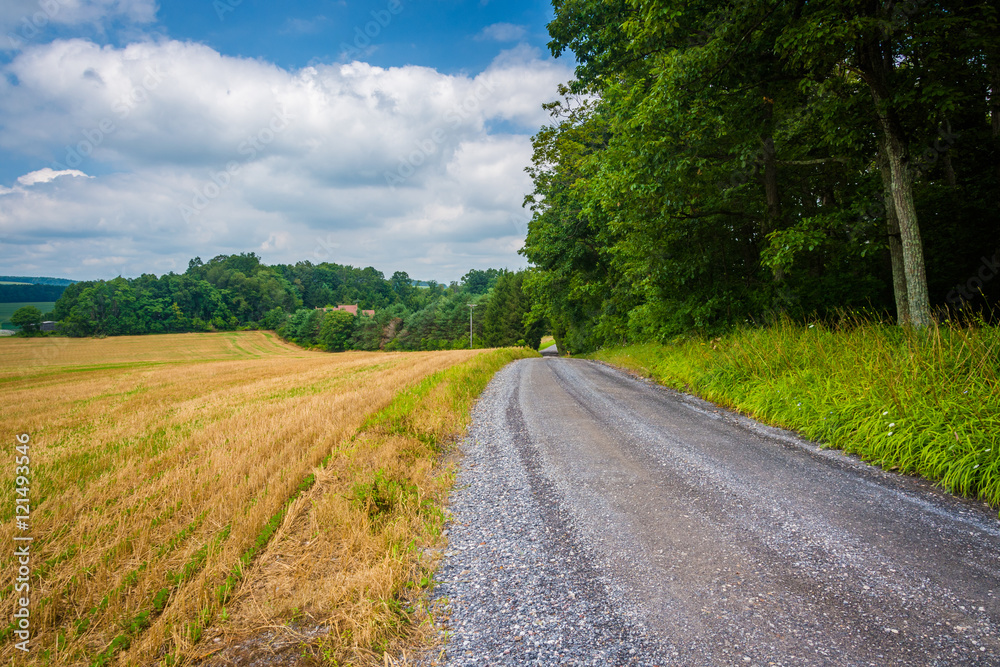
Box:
[590,318,1000,510]
[0,301,56,328]
[538,336,556,351]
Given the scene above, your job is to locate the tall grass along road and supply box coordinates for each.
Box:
[432,357,1000,666]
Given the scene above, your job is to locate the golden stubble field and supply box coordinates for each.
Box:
[1,332,520,666]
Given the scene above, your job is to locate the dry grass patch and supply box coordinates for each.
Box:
[0,333,517,666]
[0,332,302,381]
[196,348,539,667]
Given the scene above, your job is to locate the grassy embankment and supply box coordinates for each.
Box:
[1,332,536,665]
[590,319,1000,510]
[538,336,556,351]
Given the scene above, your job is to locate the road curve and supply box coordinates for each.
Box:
[430,357,1000,666]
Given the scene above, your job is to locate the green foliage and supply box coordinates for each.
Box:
[524,0,1000,351]
[483,270,544,348]
[288,308,324,345]
[48,253,545,352]
[0,283,66,302]
[0,301,56,330]
[460,268,501,295]
[10,304,44,332]
[151,587,171,613]
[592,319,1000,510]
[351,470,418,523]
[317,309,356,351]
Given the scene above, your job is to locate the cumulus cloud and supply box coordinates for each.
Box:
[0,38,573,281]
[475,23,527,42]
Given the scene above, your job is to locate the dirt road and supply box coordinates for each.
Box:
[431,357,1000,665]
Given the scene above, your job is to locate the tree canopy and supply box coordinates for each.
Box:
[50,254,545,352]
[522,0,1000,352]
[10,305,43,333]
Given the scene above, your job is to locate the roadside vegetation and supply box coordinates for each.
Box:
[524,1,999,351]
[590,318,1000,511]
[519,0,999,516]
[0,333,536,665]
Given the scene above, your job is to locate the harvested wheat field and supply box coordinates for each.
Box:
[1,332,537,666]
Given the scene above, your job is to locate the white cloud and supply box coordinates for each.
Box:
[1,0,157,49]
[0,39,572,281]
[476,23,527,42]
[17,167,91,186]
[82,255,126,265]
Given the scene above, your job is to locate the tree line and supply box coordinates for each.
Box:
[0,284,68,302]
[522,0,1000,353]
[43,253,542,350]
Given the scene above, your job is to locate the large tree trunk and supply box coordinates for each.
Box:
[858,32,934,328]
[878,111,933,327]
[878,139,910,325]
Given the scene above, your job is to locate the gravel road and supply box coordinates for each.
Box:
[429,357,1000,666]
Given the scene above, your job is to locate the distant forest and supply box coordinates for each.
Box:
[0,275,76,303]
[46,253,542,350]
[0,283,67,302]
[0,275,77,286]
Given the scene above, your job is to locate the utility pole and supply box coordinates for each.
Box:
[468,303,477,348]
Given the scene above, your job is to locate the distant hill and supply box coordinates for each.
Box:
[0,283,69,302]
[0,276,76,303]
[0,275,77,286]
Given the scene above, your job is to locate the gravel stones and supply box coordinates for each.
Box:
[428,358,1000,666]
[430,361,669,666]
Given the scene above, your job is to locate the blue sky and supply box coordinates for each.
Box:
[158,0,558,73]
[0,0,571,282]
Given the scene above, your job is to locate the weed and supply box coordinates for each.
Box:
[351,470,418,523]
[592,318,1000,510]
